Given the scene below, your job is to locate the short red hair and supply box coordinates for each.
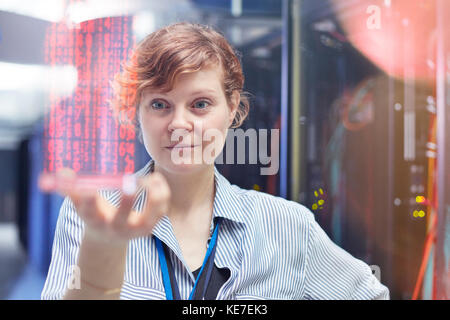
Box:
[111,22,250,130]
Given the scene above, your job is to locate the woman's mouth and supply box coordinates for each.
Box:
[165,145,200,150]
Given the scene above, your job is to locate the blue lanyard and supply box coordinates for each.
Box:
[155,218,221,300]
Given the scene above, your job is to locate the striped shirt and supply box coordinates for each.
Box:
[41,160,389,300]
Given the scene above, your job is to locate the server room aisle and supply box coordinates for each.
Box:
[0,223,45,300]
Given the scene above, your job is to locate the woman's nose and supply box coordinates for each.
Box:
[167,107,193,133]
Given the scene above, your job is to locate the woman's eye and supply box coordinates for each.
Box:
[151,100,168,110]
[193,100,210,109]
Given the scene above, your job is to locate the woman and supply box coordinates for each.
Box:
[42,22,389,300]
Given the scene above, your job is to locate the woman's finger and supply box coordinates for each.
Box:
[79,193,101,221]
[130,172,170,230]
[70,192,106,228]
[52,168,77,197]
[109,193,135,230]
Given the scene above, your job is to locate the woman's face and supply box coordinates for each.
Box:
[138,64,239,174]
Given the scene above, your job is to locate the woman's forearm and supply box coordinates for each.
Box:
[62,230,128,300]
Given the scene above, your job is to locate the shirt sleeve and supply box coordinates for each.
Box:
[41,196,84,300]
[303,216,390,300]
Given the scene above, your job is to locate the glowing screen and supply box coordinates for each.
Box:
[43,16,135,177]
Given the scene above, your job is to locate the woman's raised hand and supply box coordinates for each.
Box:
[56,169,171,246]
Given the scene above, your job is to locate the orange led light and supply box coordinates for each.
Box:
[416,196,426,203]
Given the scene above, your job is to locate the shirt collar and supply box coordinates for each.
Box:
[142,159,246,225]
[212,165,246,225]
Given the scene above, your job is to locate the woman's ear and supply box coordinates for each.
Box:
[136,106,144,143]
[229,90,240,126]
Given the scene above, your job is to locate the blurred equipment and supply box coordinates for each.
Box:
[284,0,450,299]
[331,0,450,84]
